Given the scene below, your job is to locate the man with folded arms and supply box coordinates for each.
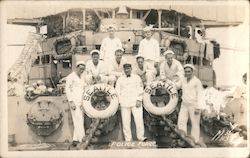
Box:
[133,54,156,86]
[160,49,184,83]
[108,47,127,86]
[138,26,160,76]
[100,25,122,63]
[86,49,110,85]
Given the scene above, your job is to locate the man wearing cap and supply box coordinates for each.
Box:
[138,26,160,75]
[133,55,156,86]
[86,49,110,85]
[65,61,87,147]
[176,64,204,143]
[100,25,122,62]
[108,47,127,86]
[160,50,184,82]
[115,61,147,142]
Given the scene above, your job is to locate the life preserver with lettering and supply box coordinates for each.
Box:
[143,80,178,115]
[83,84,119,119]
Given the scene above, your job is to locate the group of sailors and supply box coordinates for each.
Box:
[8,24,246,147]
[66,25,206,147]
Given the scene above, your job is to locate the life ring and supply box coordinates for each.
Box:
[143,80,178,115]
[82,84,119,119]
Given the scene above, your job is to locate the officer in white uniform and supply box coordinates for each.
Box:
[176,64,204,143]
[86,50,110,85]
[160,50,184,82]
[138,26,160,74]
[115,61,147,142]
[108,47,127,86]
[100,25,122,62]
[65,61,87,146]
[133,54,156,86]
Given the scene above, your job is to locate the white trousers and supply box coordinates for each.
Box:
[121,106,145,141]
[144,60,156,72]
[70,103,85,142]
[145,70,156,85]
[177,104,201,142]
[144,60,157,85]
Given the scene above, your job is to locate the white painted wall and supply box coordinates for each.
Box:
[206,22,249,86]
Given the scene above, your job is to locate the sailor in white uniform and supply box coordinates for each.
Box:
[115,61,147,142]
[176,64,204,143]
[108,47,127,86]
[86,50,110,85]
[100,25,122,62]
[138,26,160,75]
[160,50,184,82]
[133,54,156,86]
[65,61,87,146]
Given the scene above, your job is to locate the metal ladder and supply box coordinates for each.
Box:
[8,32,43,82]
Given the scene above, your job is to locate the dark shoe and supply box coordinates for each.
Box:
[71,141,80,147]
[139,137,147,142]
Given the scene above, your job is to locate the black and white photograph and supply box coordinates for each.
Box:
[0,1,249,157]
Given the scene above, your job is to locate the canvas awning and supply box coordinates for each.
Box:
[6,3,246,23]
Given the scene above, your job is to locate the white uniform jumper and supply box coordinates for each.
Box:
[176,76,203,142]
[160,58,184,82]
[138,38,160,71]
[115,74,145,141]
[108,58,126,84]
[65,72,87,142]
[86,60,109,84]
[133,62,156,86]
[100,37,122,62]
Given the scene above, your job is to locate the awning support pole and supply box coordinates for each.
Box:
[158,10,162,28]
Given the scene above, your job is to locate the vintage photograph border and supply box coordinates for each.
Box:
[1,0,249,158]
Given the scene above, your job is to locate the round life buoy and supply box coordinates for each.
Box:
[143,80,178,115]
[82,84,119,119]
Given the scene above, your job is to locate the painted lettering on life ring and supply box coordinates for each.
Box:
[144,81,178,99]
[83,85,118,101]
[82,84,119,119]
[143,80,178,116]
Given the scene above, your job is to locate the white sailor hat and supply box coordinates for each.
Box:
[32,83,38,87]
[115,47,124,52]
[76,61,86,67]
[107,24,117,31]
[184,64,195,70]
[164,50,175,56]
[90,49,100,56]
[143,26,152,32]
[135,54,144,60]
